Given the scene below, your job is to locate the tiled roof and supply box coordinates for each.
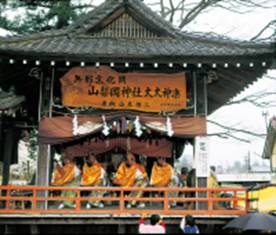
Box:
[0,0,273,60]
[0,0,274,115]
[0,87,25,112]
[0,36,273,59]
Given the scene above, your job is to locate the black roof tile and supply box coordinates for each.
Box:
[0,0,273,60]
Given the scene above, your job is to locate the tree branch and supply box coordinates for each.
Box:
[226,91,276,108]
[207,119,266,138]
[250,19,276,41]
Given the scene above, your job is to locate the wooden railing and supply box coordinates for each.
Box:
[0,185,248,215]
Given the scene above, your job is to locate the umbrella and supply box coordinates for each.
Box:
[223,212,276,232]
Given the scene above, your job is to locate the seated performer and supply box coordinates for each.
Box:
[112,151,148,208]
[81,153,107,209]
[149,157,179,207]
[51,150,81,209]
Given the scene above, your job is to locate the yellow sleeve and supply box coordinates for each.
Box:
[113,162,126,186]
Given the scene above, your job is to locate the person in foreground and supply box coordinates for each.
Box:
[180,215,200,234]
[139,214,166,234]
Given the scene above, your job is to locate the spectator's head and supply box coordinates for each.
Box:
[185,215,195,227]
[150,214,161,225]
[181,167,189,175]
[210,166,216,172]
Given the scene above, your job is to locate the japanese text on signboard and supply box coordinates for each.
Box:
[60,66,186,112]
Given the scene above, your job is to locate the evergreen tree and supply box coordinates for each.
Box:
[0,0,95,34]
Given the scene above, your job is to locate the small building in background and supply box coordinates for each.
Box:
[262,116,276,183]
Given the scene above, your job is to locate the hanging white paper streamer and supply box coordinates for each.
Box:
[102,115,110,136]
[77,122,102,135]
[72,114,79,136]
[166,116,174,137]
[134,116,142,137]
[73,114,102,136]
[54,153,62,164]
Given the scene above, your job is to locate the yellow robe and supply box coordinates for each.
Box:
[81,161,103,186]
[150,162,173,187]
[113,162,147,187]
[207,171,219,188]
[51,162,75,186]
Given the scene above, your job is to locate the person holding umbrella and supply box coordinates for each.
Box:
[223,212,276,233]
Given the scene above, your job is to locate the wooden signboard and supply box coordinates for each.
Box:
[60,66,186,112]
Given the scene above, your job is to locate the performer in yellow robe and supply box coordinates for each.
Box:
[51,154,81,209]
[113,151,148,208]
[81,154,107,209]
[207,166,223,209]
[150,157,179,207]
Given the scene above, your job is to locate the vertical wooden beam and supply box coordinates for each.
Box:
[203,74,208,116]
[194,136,209,210]
[0,119,3,167]
[193,71,197,117]
[36,145,51,186]
[35,68,54,209]
[0,119,3,185]
[2,128,14,186]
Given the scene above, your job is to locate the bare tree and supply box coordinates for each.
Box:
[207,119,267,143]
[226,91,276,108]
[250,19,276,41]
[146,0,276,41]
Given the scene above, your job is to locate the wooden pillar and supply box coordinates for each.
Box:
[36,145,51,186]
[194,136,209,210]
[0,119,3,170]
[0,119,3,185]
[2,128,14,186]
[35,69,53,209]
[193,68,209,210]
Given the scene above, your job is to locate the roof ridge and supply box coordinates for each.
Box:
[65,0,180,38]
[178,31,273,48]
[126,0,180,37]
[0,29,68,43]
[67,0,122,33]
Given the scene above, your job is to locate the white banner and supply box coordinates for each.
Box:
[195,136,210,177]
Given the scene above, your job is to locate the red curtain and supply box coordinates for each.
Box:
[64,137,172,158]
[39,112,206,145]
